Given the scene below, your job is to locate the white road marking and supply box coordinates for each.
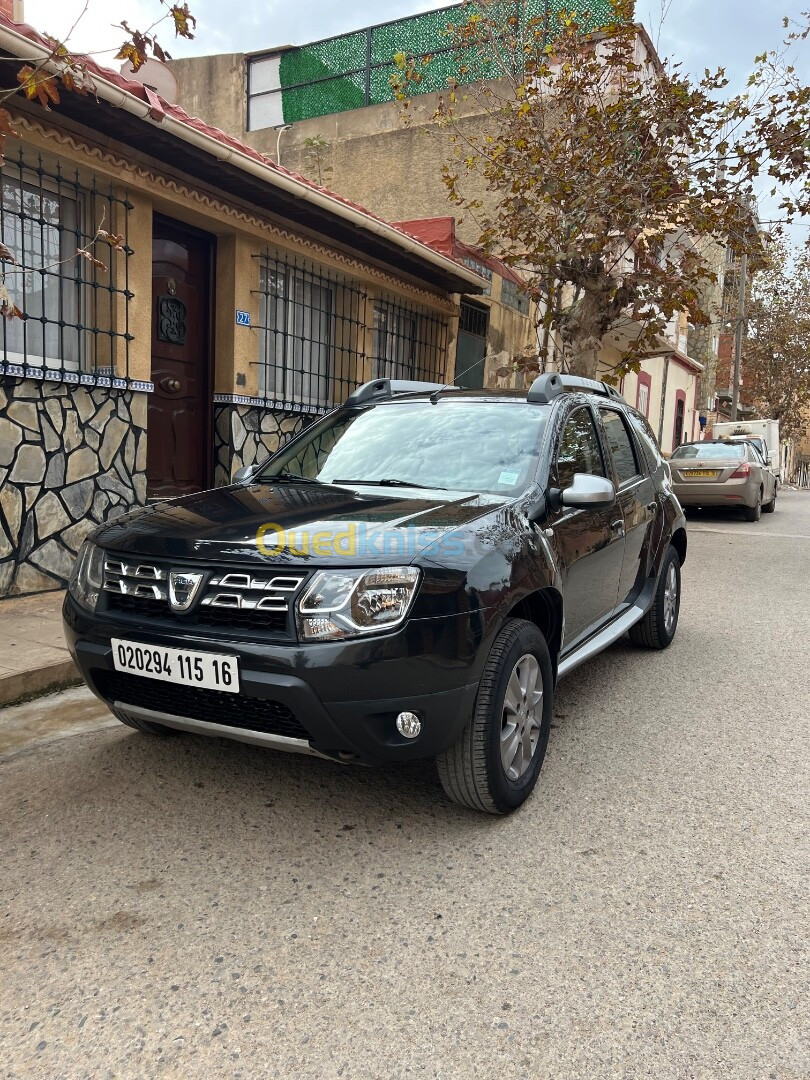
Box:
[689,527,810,540]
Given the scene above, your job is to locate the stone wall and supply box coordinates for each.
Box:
[0,379,148,597]
[213,401,317,485]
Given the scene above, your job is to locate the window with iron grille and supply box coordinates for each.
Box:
[255,250,370,410]
[372,299,447,383]
[501,277,530,316]
[459,300,488,338]
[0,148,133,380]
[254,251,450,410]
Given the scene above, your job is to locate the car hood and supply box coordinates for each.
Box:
[94,482,509,567]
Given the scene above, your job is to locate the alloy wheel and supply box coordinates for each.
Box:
[500,653,544,781]
[664,562,678,634]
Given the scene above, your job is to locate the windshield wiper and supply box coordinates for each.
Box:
[331,478,448,490]
[265,473,326,485]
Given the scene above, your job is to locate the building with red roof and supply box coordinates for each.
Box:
[0,9,485,596]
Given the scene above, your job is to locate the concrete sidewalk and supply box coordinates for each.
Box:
[0,590,80,707]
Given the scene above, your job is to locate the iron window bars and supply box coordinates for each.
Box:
[372,298,448,384]
[0,147,133,382]
[253,249,449,412]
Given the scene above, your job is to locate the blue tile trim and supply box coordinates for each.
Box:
[0,362,153,392]
[213,393,328,415]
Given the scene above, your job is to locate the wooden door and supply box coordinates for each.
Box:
[147,220,213,498]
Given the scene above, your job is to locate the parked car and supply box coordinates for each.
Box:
[64,374,687,815]
[670,439,777,520]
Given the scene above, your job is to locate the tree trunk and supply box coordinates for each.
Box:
[558,280,616,379]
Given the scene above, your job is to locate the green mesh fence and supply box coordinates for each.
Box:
[270,1,621,124]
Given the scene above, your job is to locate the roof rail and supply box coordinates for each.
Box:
[527,372,626,405]
[344,379,459,406]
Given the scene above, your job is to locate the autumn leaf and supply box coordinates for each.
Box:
[17,65,61,109]
[115,41,146,72]
[0,243,16,264]
[0,281,24,321]
[97,230,126,251]
[171,4,196,39]
[76,248,109,272]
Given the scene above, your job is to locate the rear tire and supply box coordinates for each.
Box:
[436,619,553,815]
[762,486,777,514]
[744,491,762,521]
[629,545,681,650]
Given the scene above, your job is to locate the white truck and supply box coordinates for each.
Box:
[712,419,782,481]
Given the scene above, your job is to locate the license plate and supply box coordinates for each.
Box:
[684,469,719,478]
[111,638,239,693]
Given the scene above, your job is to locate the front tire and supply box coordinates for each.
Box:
[629,545,681,650]
[436,619,553,815]
[763,485,777,514]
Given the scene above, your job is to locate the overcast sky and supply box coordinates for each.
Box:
[23,0,810,85]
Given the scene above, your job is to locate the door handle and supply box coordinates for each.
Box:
[646,501,657,513]
[610,519,625,536]
[160,376,181,393]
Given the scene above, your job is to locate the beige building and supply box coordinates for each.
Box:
[0,12,483,597]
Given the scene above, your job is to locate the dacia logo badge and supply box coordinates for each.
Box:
[168,570,204,612]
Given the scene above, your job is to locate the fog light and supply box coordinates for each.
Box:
[396,711,422,739]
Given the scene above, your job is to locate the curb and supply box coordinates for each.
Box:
[0,658,82,709]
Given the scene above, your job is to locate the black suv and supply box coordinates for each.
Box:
[64,374,686,814]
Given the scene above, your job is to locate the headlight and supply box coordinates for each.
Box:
[68,541,105,613]
[297,567,420,641]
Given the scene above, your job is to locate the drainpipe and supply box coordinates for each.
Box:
[657,353,671,449]
[275,124,291,167]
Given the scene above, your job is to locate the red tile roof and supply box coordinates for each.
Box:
[394,216,528,288]
[0,13,485,287]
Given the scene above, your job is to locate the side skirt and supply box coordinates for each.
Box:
[556,575,657,681]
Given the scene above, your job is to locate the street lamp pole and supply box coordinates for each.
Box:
[731,251,747,422]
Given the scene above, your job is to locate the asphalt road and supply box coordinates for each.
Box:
[1,492,809,1079]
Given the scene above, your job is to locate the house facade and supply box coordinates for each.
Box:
[0,13,482,597]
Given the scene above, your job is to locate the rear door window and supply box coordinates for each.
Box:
[599,408,641,486]
[627,411,664,473]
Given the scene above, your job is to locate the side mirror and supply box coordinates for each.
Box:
[234,463,260,484]
[560,473,616,509]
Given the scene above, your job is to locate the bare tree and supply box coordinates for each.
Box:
[745,237,810,438]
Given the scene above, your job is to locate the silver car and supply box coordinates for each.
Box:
[670,440,777,521]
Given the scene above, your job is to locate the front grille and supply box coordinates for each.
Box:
[94,670,310,741]
[101,556,306,638]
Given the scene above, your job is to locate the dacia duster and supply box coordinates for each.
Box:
[64,373,687,814]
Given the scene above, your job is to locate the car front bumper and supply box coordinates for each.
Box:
[63,594,489,765]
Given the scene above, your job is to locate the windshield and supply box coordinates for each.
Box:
[256,400,550,496]
[671,442,746,460]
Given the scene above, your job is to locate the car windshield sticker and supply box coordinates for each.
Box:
[498,469,520,486]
